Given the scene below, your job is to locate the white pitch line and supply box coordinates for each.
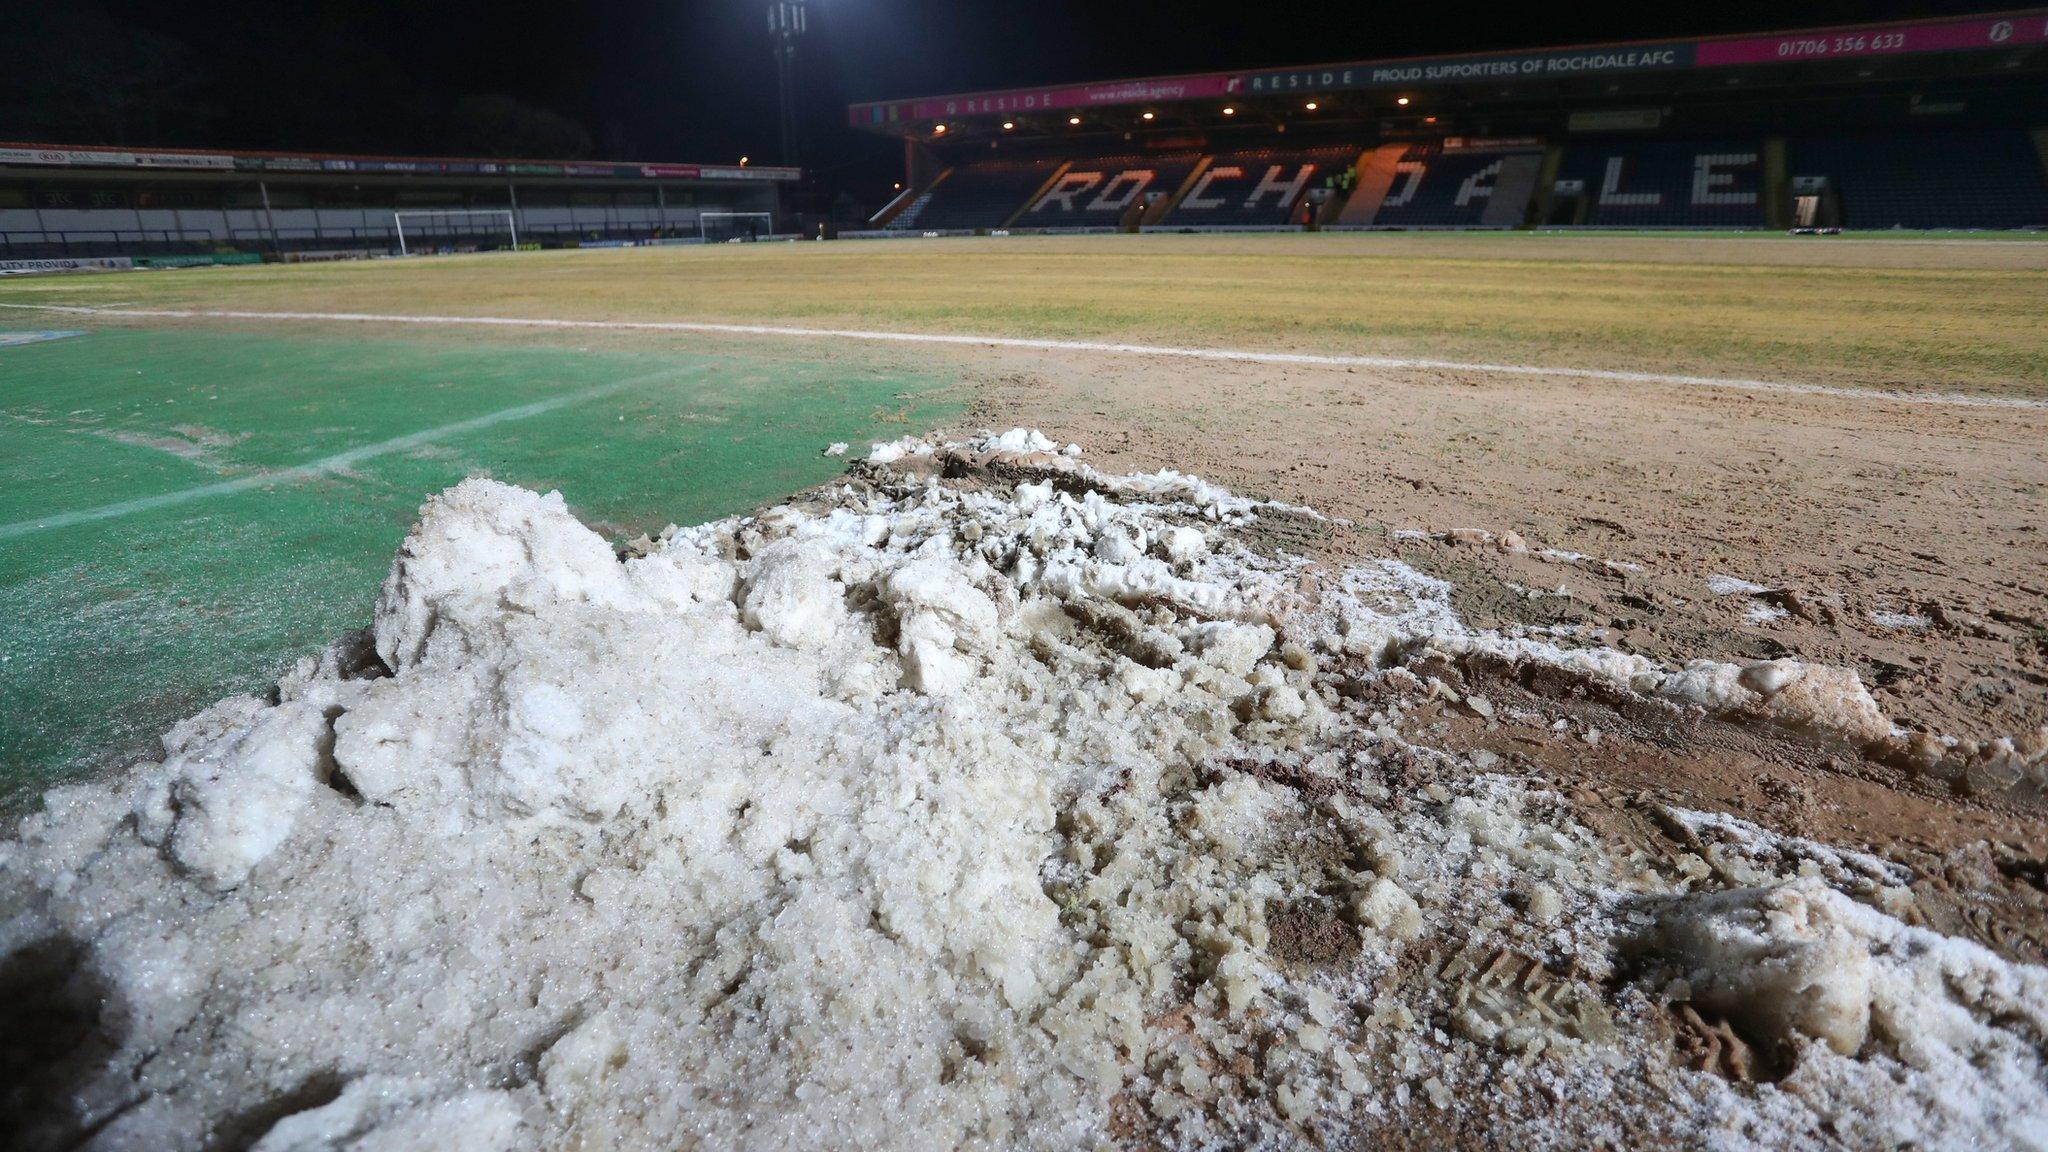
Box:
[3,302,2045,411]
[0,368,683,541]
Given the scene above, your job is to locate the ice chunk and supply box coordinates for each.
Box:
[374,480,630,672]
[740,537,850,650]
[1651,879,1874,1057]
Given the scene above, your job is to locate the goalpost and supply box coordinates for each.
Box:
[699,212,776,243]
[393,210,518,256]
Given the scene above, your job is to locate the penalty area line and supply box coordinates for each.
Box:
[3,302,2045,411]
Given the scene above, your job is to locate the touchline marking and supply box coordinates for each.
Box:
[3,302,2045,411]
[0,369,682,541]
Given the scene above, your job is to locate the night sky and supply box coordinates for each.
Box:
[0,1,2006,201]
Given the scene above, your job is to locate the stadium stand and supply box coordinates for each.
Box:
[853,12,2048,235]
[888,156,1064,231]
[1364,146,1545,229]
[1550,140,1769,228]
[0,146,794,261]
[1011,152,1202,230]
[1790,130,2048,230]
[1157,146,1359,228]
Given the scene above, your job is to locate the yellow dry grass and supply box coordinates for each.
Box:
[6,232,2047,396]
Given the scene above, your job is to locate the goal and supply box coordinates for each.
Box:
[393,210,519,256]
[699,212,776,243]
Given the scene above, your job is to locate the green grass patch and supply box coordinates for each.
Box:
[0,327,957,800]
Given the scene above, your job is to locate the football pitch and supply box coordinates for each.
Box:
[3,229,2046,797]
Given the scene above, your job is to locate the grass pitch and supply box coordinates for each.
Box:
[6,232,2048,398]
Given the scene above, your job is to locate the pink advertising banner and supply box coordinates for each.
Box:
[902,74,1242,121]
[1695,12,2048,66]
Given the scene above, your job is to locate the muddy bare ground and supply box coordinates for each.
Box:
[959,348,2047,747]
[957,346,2048,958]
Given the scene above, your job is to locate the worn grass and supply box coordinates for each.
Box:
[6,232,2048,397]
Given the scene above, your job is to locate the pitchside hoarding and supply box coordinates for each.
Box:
[0,148,236,170]
[849,9,2048,125]
[0,258,134,276]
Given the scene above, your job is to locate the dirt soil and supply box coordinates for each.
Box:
[956,345,2048,966]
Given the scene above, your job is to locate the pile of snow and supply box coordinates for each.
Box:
[3,431,2044,1151]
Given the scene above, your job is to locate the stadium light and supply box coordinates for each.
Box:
[1069,116,1082,126]
[1002,121,1015,131]
[740,156,750,167]
[1397,97,1411,106]
[1222,106,1236,116]
[1305,101,1318,111]
[933,123,947,134]
[1142,112,1155,121]
[768,1,810,167]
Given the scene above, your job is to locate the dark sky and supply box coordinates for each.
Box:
[0,1,2006,200]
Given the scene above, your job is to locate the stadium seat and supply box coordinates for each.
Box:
[1160,146,1358,228]
[889,157,1065,231]
[1552,139,1768,228]
[1791,130,2048,231]
[1011,152,1202,229]
[1369,146,1545,228]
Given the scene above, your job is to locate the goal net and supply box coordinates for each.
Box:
[699,212,776,243]
[393,210,519,256]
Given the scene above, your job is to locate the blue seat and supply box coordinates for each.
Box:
[1163,147,1357,227]
[1792,131,2048,230]
[1372,148,1538,227]
[1553,140,1768,227]
[890,157,1064,231]
[1012,152,1201,228]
